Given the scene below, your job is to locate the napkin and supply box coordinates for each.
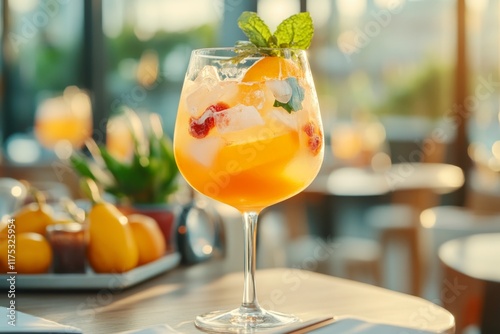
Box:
[119,324,181,333]
[0,307,82,333]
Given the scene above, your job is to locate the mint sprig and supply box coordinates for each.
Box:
[236,11,312,113]
[274,13,314,49]
[237,12,273,48]
[238,11,314,50]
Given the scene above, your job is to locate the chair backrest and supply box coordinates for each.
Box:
[420,206,500,301]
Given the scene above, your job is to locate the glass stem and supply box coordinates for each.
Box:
[241,211,260,312]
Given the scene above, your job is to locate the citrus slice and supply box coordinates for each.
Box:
[242,56,302,82]
[215,129,299,172]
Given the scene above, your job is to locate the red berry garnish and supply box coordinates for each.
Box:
[189,114,214,138]
[208,102,230,113]
[308,134,322,155]
[303,122,316,137]
[302,121,322,155]
[188,102,229,138]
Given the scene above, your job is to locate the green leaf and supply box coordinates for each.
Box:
[273,100,293,113]
[274,12,314,50]
[237,11,272,48]
[273,77,305,113]
[69,154,97,181]
[99,148,144,194]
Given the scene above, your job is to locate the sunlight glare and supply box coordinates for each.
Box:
[202,245,213,255]
[258,0,300,32]
[9,0,38,13]
[420,209,436,229]
[308,0,331,28]
[137,50,159,87]
[336,0,366,19]
[437,167,464,188]
[11,186,24,198]
[492,141,500,160]
[161,0,218,32]
[7,136,41,164]
[466,0,489,13]
[374,0,404,10]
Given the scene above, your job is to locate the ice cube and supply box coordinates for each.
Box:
[185,84,214,117]
[219,65,243,80]
[214,104,264,134]
[219,81,239,104]
[242,86,267,110]
[188,136,224,167]
[184,66,222,117]
[185,81,238,118]
[195,65,220,86]
[266,108,298,131]
[266,79,292,103]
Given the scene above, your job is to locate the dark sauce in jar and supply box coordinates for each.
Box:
[46,223,88,273]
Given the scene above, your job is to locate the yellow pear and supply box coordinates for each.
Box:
[84,179,138,273]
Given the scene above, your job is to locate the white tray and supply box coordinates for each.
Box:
[1,252,181,290]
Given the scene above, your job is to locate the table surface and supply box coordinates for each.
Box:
[15,262,455,333]
[439,233,500,283]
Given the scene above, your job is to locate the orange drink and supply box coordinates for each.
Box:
[174,53,323,213]
[174,11,322,332]
[34,86,92,149]
[35,117,91,149]
[173,45,323,332]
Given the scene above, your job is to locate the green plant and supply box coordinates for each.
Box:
[70,110,178,205]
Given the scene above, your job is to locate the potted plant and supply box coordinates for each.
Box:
[69,109,179,251]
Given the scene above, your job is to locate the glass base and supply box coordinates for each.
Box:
[195,306,299,333]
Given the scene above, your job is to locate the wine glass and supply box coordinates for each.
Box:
[173,47,324,332]
[34,86,92,152]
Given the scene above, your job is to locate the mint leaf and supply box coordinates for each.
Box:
[236,11,314,52]
[273,100,293,113]
[273,77,305,113]
[237,11,272,48]
[274,12,314,49]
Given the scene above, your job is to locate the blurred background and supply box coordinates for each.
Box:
[1,0,500,332]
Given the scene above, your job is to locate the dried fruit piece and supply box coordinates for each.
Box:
[308,134,322,155]
[303,122,316,137]
[302,121,322,155]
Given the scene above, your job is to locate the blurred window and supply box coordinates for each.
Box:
[0,0,222,165]
[466,0,500,172]
[1,0,84,164]
[0,0,491,174]
[102,0,221,136]
[306,0,457,162]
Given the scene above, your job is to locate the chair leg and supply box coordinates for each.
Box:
[480,281,500,334]
[380,227,421,295]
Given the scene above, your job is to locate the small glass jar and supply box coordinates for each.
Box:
[46,223,88,274]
